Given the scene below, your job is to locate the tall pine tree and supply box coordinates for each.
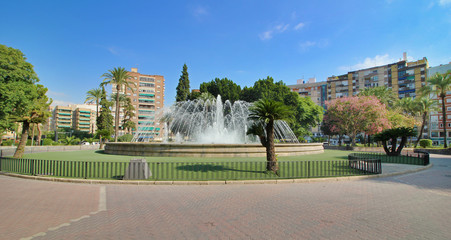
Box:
[96,86,114,149]
[175,64,190,102]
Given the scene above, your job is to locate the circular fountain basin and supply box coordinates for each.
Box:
[105,142,324,157]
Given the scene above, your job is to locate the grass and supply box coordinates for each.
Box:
[21,149,351,163]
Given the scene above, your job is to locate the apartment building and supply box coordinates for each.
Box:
[73,108,96,133]
[287,78,327,108]
[428,62,451,146]
[327,55,428,101]
[112,68,165,141]
[46,104,97,134]
[52,106,73,129]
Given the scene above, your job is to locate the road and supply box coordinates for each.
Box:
[1,154,450,240]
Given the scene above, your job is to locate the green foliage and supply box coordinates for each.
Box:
[96,87,114,139]
[85,88,102,119]
[1,139,15,146]
[358,86,396,108]
[374,127,416,156]
[176,64,190,102]
[200,77,241,103]
[101,67,135,142]
[42,138,54,146]
[241,77,323,137]
[118,134,133,142]
[0,44,40,133]
[374,127,416,141]
[122,97,136,133]
[419,139,433,148]
[61,136,81,145]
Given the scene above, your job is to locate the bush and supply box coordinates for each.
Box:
[419,139,433,148]
[42,138,54,146]
[118,134,133,142]
[1,139,14,146]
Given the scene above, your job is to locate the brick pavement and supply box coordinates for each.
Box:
[0,154,450,240]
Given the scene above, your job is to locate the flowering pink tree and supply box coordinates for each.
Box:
[325,96,390,146]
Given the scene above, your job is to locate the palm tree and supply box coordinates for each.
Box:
[358,86,397,108]
[413,97,437,148]
[85,88,102,120]
[427,71,451,148]
[101,67,136,142]
[247,98,292,174]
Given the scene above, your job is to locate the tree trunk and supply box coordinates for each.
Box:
[414,112,427,148]
[395,136,407,156]
[114,85,121,142]
[36,124,42,146]
[99,135,104,149]
[265,120,278,174]
[31,123,36,146]
[441,95,447,148]
[13,122,30,158]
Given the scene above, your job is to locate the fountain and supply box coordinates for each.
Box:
[105,96,324,157]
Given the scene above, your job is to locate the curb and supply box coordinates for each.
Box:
[0,163,433,185]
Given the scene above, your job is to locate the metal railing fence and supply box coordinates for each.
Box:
[348,151,429,166]
[0,157,381,181]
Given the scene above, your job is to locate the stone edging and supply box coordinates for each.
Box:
[0,163,432,185]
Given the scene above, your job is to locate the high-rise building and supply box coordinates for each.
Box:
[73,108,96,133]
[287,78,327,108]
[427,62,451,146]
[327,55,428,101]
[52,106,73,129]
[112,68,165,141]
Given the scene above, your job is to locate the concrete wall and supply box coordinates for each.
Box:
[105,143,324,158]
[0,145,100,157]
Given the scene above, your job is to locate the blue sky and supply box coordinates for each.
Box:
[1,0,451,107]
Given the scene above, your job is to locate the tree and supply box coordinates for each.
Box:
[96,87,114,149]
[358,86,397,108]
[101,67,135,142]
[292,96,323,138]
[325,96,390,146]
[0,44,40,139]
[13,84,52,158]
[199,77,241,103]
[426,71,451,148]
[176,64,190,102]
[247,99,293,174]
[122,97,136,134]
[85,88,102,120]
[413,97,437,148]
[239,77,322,138]
[374,127,416,156]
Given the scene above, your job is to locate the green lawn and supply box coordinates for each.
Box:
[2,150,422,181]
[0,150,366,180]
[22,149,351,163]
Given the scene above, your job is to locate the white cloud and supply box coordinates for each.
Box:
[294,22,305,30]
[439,0,451,6]
[299,41,317,51]
[259,23,289,40]
[192,6,209,18]
[299,39,329,52]
[339,54,396,72]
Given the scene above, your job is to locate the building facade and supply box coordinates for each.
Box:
[327,56,428,101]
[427,62,451,146]
[112,68,165,141]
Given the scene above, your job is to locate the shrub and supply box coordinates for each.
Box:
[1,139,14,146]
[42,138,53,146]
[118,134,133,142]
[419,139,433,148]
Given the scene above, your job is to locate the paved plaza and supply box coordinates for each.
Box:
[1,154,450,240]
